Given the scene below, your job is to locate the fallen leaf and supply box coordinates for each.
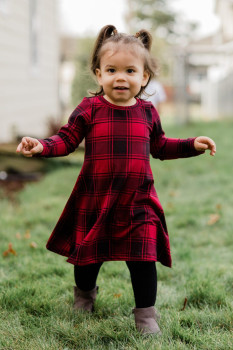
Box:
[3,250,10,257]
[2,243,17,257]
[113,293,122,298]
[180,297,188,311]
[207,214,220,225]
[166,202,174,209]
[169,191,177,197]
[24,230,31,239]
[30,242,37,248]
[8,243,17,255]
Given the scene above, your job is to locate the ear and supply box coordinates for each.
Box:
[141,70,150,87]
[95,68,102,85]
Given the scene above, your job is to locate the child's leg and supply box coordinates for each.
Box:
[126,261,160,335]
[126,261,157,307]
[74,262,103,291]
[73,262,103,312]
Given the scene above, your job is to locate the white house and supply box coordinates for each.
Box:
[202,0,233,118]
[216,0,233,41]
[174,0,233,120]
[0,0,60,142]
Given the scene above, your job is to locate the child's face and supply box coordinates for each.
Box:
[96,45,149,106]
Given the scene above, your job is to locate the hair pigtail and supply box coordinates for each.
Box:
[135,29,152,51]
[91,25,117,74]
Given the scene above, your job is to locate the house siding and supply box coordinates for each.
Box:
[0,0,60,142]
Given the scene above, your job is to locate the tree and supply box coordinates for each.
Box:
[71,37,98,107]
[125,0,198,41]
[125,0,176,35]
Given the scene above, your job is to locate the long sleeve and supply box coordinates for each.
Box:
[150,106,204,160]
[37,98,91,158]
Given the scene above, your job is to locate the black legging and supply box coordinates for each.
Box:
[74,261,157,308]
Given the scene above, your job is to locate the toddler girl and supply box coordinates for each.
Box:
[16,25,216,335]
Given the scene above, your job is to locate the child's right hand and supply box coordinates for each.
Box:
[16,137,43,157]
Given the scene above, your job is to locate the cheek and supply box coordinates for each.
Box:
[103,76,113,85]
[132,75,143,86]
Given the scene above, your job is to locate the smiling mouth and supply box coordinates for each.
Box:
[114,87,129,90]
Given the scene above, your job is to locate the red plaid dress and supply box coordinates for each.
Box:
[38,95,203,267]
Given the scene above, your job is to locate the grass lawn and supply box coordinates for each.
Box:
[0,120,232,350]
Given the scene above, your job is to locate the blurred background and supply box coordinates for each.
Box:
[0,0,232,187]
[0,0,232,142]
[1,4,233,347]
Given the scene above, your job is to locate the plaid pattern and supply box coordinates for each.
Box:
[38,96,203,267]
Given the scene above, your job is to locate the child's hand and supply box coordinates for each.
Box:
[16,137,43,157]
[194,136,216,156]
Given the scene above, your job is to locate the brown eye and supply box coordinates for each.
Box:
[108,68,115,73]
[127,69,135,73]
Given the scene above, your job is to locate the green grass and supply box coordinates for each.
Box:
[0,120,232,349]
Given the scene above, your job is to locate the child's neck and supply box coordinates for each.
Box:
[103,95,137,107]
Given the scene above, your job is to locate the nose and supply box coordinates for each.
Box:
[115,72,126,81]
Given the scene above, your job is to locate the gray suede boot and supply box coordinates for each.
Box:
[132,306,162,335]
[73,285,99,312]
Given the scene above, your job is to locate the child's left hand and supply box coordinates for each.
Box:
[194,136,216,156]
